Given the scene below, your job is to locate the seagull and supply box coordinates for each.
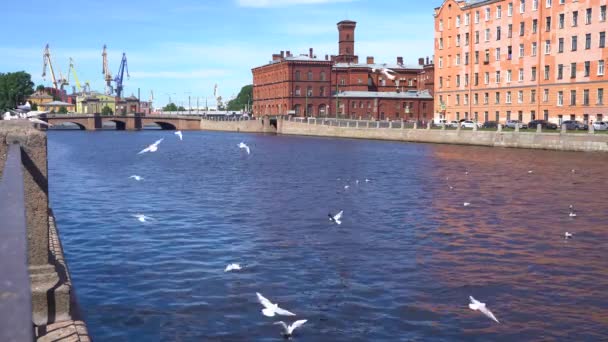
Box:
[465,171,469,175]
[129,175,144,181]
[468,296,500,323]
[528,170,533,174]
[355,180,359,185]
[564,232,573,239]
[256,292,296,317]
[569,205,577,217]
[174,130,183,141]
[274,320,307,338]
[29,118,52,126]
[463,202,471,207]
[225,263,242,272]
[371,67,396,80]
[449,186,454,190]
[365,178,370,183]
[238,142,250,154]
[344,185,349,190]
[571,169,576,174]
[133,214,152,223]
[328,210,343,225]
[138,138,163,154]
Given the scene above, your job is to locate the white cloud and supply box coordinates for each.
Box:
[129,69,230,79]
[237,0,355,8]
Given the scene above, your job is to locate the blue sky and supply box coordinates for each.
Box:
[1,0,444,108]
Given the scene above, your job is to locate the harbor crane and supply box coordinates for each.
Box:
[114,52,129,99]
[102,44,113,95]
[42,44,68,90]
[67,58,83,93]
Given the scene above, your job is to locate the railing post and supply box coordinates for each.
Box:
[376,121,380,128]
[413,122,417,130]
[561,124,567,134]
[589,122,595,134]
[537,123,542,133]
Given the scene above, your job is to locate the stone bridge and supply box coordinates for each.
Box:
[44,114,201,130]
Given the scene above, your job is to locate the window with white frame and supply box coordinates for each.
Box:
[519,43,524,57]
[543,89,549,102]
[465,13,470,25]
[495,47,501,60]
[475,11,480,23]
[557,91,563,106]
[545,40,551,54]
[484,72,490,84]
[532,0,538,11]
[456,54,460,65]
[519,68,524,81]
[507,69,512,82]
[586,8,592,25]
[506,91,512,103]
[485,28,490,41]
[497,6,502,18]
[531,89,536,103]
[520,0,525,13]
[546,0,551,8]
[599,60,605,76]
[485,8,490,21]
[531,42,537,56]
[508,2,513,16]
[439,57,443,68]
[484,92,489,104]
[518,90,524,103]
[496,71,501,83]
[456,15,461,27]
[601,5,606,22]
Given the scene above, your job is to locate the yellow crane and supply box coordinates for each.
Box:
[42,44,68,90]
[102,44,113,95]
[68,58,82,92]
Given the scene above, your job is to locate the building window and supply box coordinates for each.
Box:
[485,49,490,63]
[583,89,590,105]
[495,111,500,122]
[600,31,606,48]
[531,66,537,81]
[532,42,537,56]
[439,38,443,49]
[531,89,536,103]
[586,8,592,25]
[557,91,564,106]
[497,26,501,40]
[545,40,551,54]
[485,28,490,41]
[465,73,469,86]
[465,52,470,65]
[507,69,512,82]
[599,60,605,76]
[307,71,313,81]
[519,43,524,57]
[439,57,443,68]
[532,19,538,33]
[520,0,526,13]
[340,78,345,85]
[465,13,470,25]
[456,54,461,65]
[557,64,563,79]
[295,71,301,81]
[456,15,461,27]
[506,110,512,121]
[532,0,538,10]
[456,74,461,87]
[456,34,461,47]
[546,0,552,7]
[544,65,550,80]
[518,90,524,103]
[475,51,479,64]
[295,86,301,96]
[601,5,607,22]
[571,36,577,51]
[495,92,500,104]
[584,61,590,77]
[558,37,564,53]
[519,68,524,81]
[545,16,552,31]
[484,93,489,104]
[543,88,549,102]
[497,5,502,18]
[464,94,469,105]
[475,10,480,23]
[506,91,512,103]
[320,71,326,81]
[485,7,490,21]
[598,88,604,104]
[319,86,325,96]
[570,62,576,78]
[307,86,313,97]
[572,11,578,26]
[474,72,479,85]
[519,22,525,36]
[465,32,470,46]
[456,94,460,105]
[474,93,479,104]
[508,2,513,16]
[485,72,490,84]
[495,47,501,60]
[508,24,513,38]
[586,33,591,49]
[544,110,549,121]
[496,71,501,83]
[570,90,576,105]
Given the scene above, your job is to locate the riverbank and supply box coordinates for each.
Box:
[198,117,608,152]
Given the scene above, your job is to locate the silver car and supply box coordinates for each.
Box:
[592,121,608,130]
[505,120,527,129]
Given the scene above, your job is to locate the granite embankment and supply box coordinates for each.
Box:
[199,117,608,152]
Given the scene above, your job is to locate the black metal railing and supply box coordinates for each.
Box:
[0,144,34,341]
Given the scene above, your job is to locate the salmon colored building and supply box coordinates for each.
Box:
[434,0,608,125]
[252,20,435,121]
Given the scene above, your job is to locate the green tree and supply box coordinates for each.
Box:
[101,105,113,115]
[226,84,253,111]
[177,106,186,111]
[36,84,46,92]
[163,103,178,111]
[58,106,68,114]
[0,71,35,110]
[31,103,38,110]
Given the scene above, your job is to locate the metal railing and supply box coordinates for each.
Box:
[0,144,34,342]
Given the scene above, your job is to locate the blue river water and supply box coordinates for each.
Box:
[47,130,608,341]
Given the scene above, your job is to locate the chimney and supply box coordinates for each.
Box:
[366,56,374,64]
[309,48,313,58]
[272,53,281,61]
[418,57,424,65]
[426,56,430,64]
[286,50,291,57]
[280,50,284,58]
[325,54,329,60]
[397,56,403,65]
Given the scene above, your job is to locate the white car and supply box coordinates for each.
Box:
[449,120,460,128]
[592,121,608,130]
[460,120,480,128]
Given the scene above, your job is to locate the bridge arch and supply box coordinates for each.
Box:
[103,119,127,130]
[50,121,87,130]
[152,121,177,130]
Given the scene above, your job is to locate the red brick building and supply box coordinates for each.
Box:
[252,20,435,121]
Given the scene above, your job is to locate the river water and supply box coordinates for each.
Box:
[47,131,608,341]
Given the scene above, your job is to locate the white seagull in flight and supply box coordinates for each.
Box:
[328,210,343,225]
[138,138,163,154]
[274,320,308,338]
[129,175,144,181]
[224,263,242,272]
[133,214,153,223]
[564,232,573,239]
[174,130,183,141]
[468,296,500,323]
[238,142,250,154]
[372,67,396,80]
[463,202,471,207]
[256,292,296,317]
[29,118,53,126]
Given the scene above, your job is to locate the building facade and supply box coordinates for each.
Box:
[252,20,435,121]
[434,0,608,125]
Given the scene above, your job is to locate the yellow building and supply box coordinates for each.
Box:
[76,93,117,114]
[27,92,53,107]
[40,101,76,113]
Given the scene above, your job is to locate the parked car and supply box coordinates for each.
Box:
[592,121,608,130]
[528,120,558,130]
[449,120,460,128]
[434,119,448,126]
[460,120,481,128]
[561,120,588,130]
[505,120,528,129]
[482,121,498,128]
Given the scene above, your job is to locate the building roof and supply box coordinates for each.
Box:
[125,95,139,101]
[28,93,53,99]
[334,62,424,70]
[334,90,433,99]
[42,101,72,106]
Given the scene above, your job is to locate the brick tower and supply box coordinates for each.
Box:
[336,20,358,63]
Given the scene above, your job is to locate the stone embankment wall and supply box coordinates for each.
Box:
[200,118,276,134]
[276,118,608,152]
